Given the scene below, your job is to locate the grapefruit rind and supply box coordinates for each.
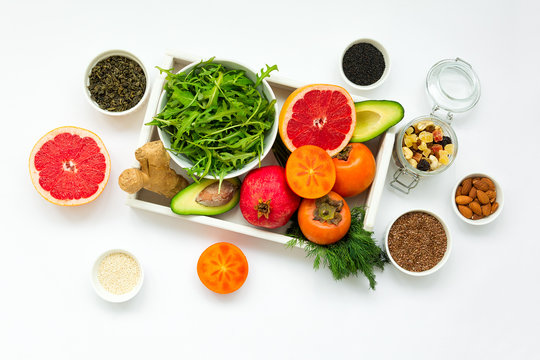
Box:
[29,126,111,206]
[279,84,356,157]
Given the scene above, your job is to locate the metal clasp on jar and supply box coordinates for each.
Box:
[430,105,453,123]
[390,168,420,194]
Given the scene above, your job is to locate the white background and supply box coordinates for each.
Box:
[1,0,538,359]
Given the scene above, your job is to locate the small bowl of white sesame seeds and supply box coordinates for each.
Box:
[91,249,144,303]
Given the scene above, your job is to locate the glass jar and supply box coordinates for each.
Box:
[390,58,480,194]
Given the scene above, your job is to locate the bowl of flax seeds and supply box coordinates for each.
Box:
[385,210,451,276]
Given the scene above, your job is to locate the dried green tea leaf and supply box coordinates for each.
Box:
[88,56,146,112]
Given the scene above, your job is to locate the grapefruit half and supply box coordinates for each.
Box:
[279,84,356,156]
[29,126,111,206]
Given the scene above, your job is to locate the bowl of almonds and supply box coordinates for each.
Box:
[452,173,503,225]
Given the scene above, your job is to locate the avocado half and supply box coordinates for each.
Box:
[351,100,404,142]
[170,178,241,216]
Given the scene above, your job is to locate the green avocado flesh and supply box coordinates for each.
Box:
[170,178,240,216]
[351,100,404,142]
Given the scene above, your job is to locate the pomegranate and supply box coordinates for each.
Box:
[240,165,301,229]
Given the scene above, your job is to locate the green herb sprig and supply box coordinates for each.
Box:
[286,207,388,290]
[147,58,277,183]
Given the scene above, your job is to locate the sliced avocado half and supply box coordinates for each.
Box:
[351,100,404,142]
[170,178,241,216]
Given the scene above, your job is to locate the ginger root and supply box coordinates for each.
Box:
[118,140,188,198]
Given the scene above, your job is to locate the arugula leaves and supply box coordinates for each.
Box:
[147,58,277,183]
[254,64,278,88]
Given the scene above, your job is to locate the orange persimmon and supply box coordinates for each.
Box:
[332,143,376,198]
[297,191,351,245]
[197,242,248,294]
[285,145,336,199]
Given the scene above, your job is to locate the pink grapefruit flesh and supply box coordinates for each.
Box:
[279,84,356,156]
[29,126,111,206]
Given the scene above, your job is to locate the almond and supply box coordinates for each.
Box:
[473,179,489,192]
[482,177,496,191]
[461,178,472,195]
[472,214,484,220]
[491,202,499,214]
[469,187,477,199]
[456,195,473,205]
[482,203,492,217]
[469,201,482,216]
[456,185,462,197]
[458,205,473,219]
[486,190,496,201]
[477,190,490,204]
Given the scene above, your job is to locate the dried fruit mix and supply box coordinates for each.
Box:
[402,120,454,172]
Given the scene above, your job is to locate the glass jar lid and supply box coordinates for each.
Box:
[426,58,480,114]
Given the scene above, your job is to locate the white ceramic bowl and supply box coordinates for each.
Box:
[340,38,390,91]
[91,249,144,303]
[384,209,452,276]
[84,49,150,116]
[156,58,278,179]
[452,173,503,225]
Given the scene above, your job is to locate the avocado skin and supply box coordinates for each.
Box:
[170,178,241,216]
[351,100,404,142]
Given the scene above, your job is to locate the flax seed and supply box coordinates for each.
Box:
[388,212,447,272]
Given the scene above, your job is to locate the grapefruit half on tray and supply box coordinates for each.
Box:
[29,126,111,206]
[279,84,356,156]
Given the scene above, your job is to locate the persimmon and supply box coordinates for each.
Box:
[197,242,248,294]
[298,191,351,245]
[285,145,336,199]
[332,143,376,198]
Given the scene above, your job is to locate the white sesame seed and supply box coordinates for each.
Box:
[97,252,141,295]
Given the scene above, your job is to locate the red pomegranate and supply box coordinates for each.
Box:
[240,165,301,229]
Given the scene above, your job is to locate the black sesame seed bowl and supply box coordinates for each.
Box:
[340,38,390,91]
[84,49,150,117]
[384,209,452,277]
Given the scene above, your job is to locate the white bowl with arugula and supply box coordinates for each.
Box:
[149,58,279,181]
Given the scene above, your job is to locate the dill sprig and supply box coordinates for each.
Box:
[286,207,388,290]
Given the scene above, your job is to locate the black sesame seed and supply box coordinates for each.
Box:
[342,42,385,86]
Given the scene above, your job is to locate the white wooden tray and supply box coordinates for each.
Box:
[125,51,395,245]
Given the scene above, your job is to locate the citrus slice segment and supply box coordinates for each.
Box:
[279,84,356,156]
[29,126,111,206]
